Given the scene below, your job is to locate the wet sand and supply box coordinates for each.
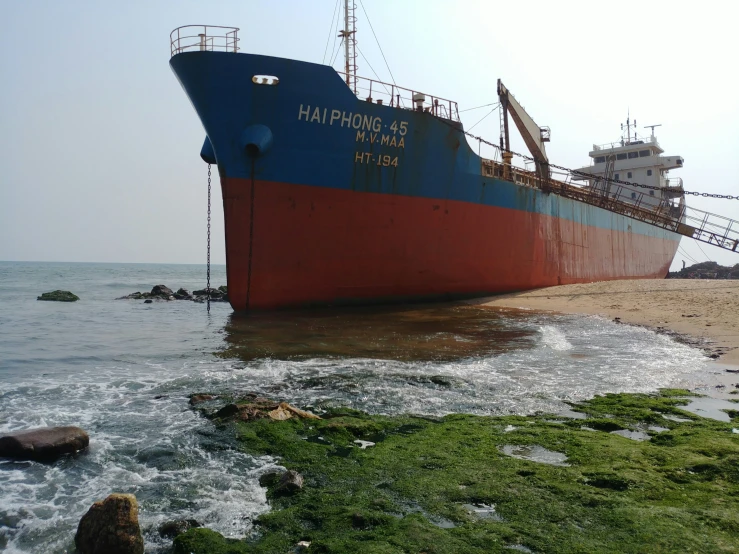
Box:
[473,279,739,365]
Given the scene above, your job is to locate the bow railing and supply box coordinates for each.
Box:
[170,25,240,57]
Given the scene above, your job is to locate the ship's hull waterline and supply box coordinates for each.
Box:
[171,51,680,311]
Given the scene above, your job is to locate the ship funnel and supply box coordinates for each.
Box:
[240,124,273,158]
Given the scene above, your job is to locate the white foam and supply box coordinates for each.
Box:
[538,325,573,351]
[0,360,272,553]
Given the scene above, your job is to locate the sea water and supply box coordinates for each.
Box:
[0,261,718,553]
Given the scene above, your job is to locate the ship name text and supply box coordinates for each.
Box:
[297,104,408,145]
[297,104,407,168]
[354,131,405,149]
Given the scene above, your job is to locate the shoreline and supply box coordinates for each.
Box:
[470,279,739,365]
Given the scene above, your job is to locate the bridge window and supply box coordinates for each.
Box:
[650,190,655,196]
[628,151,639,159]
[594,156,606,163]
[647,169,652,176]
[639,150,651,157]
[614,173,619,180]
[617,153,627,160]
[627,172,632,178]
[631,192,637,199]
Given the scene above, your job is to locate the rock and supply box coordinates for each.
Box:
[144,299,153,304]
[274,470,303,496]
[0,426,89,461]
[150,285,173,297]
[258,470,282,488]
[213,404,241,419]
[37,290,79,302]
[430,376,452,387]
[193,287,223,299]
[158,519,200,539]
[189,394,216,406]
[281,402,322,420]
[74,493,144,554]
[218,285,228,294]
[268,405,293,421]
[174,288,193,300]
[352,512,368,529]
[211,399,321,422]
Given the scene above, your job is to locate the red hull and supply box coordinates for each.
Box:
[221,177,676,310]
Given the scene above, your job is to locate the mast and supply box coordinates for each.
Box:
[339,0,357,94]
[344,0,350,81]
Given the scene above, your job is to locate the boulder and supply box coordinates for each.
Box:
[0,426,89,461]
[274,470,304,496]
[75,494,144,554]
[117,292,144,300]
[258,470,282,488]
[150,285,174,298]
[144,299,153,304]
[213,404,241,419]
[37,290,79,302]
[210,399,320,422]
[158,519,200,539]
[192,287,223,299]
[189,394,216,406]
[174,288,193,300]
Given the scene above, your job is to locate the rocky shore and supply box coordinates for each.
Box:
[172,390,739,553]
[117,284,229,303]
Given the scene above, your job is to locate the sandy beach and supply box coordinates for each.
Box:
[473,279,739,365]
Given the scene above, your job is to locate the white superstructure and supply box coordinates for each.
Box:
[572,119,685,213]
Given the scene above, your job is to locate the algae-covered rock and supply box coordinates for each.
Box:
[210,399,320,422]
[150,284,174,298]
[274,470,303,496]
[180,390,739,554]
[189,394,216,406]
[173,528,242,554]
[37,290,79,302]
[75,493,144,554]
[158,518,200,539]
[258,470,281,488]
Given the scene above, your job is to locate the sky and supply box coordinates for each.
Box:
[1,0,738,271]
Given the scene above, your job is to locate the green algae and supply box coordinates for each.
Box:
[175,390,739,554]
[36,290,79,302]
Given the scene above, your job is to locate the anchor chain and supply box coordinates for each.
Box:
[206,163,211,313]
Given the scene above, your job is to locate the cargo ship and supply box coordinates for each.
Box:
[169,20,687,311]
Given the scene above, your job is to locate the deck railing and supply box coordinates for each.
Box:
[481,158,739,252]
[170,25,240,57]
[337,72,460,122]
[592,135,659,151]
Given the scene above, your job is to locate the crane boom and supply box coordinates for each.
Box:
[497,79,551,181]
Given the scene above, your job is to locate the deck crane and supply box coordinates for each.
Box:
[490,80,738,255]
[497,79,551,183]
